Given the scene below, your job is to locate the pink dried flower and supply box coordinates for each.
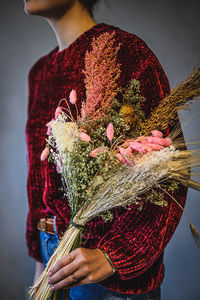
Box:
[69,89,77,105]
[116,153,133,166]
[119,147,133,156]
[46,119,55,127]
[148,144,163,151]
[147,134,172,147]
[55,106,62,119]
[106,123,114,142]
[116,153,126,164]
[89,147,107,158]
[46,127,52,136]
[143,145,155,152]
[130,142,145,153]
[40,146,49,161]
[151,130,163,138]
[79,132,91,142]
[163,137,172,147]
[46,119,55,136]
[123,132,171,155]
[130,141,164,153]
[140,139,149,144]
[146,136,166,146]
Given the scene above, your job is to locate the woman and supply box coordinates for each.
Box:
[24,0,187,299]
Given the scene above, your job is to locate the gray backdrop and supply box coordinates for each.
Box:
[0,0,199,299]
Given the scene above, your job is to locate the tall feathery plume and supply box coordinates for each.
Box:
[142,61,200,135]
[81,31,122,121]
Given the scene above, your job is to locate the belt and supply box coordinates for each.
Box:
[37,218,56,235]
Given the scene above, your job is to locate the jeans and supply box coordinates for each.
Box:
[39,218,161,300]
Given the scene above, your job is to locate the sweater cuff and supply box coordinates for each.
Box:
[97,235,128,280]
[99,249,117,274]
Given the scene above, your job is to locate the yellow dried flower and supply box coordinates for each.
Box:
[119,103,139,129]
[119,103,135,117]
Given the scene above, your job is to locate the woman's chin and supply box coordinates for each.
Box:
[24,3,44,16]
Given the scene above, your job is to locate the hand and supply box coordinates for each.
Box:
[48,247,114,291]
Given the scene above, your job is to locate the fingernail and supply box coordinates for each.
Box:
[48,271,52,276]
[51,285,55,291]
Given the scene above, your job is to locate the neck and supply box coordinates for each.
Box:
[46,2,97,52]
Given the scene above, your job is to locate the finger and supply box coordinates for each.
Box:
[64,273,98,290]
[50,269,85,291]
[48,261,77,285]
[49,252,76,276]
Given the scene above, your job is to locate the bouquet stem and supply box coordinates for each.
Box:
[29,225,81,299]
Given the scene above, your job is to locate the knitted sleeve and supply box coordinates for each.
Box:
[97,52,188,280]
[25,62,45,263]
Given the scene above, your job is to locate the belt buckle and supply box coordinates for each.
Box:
[40,218,46,232]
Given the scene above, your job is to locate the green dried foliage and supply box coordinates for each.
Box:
[144,179,179,208]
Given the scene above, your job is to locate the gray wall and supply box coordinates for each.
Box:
[0,0,199,299]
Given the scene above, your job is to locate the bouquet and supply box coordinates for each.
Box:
[30,31,200,299]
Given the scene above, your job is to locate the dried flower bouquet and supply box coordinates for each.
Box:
[29,32,200,299]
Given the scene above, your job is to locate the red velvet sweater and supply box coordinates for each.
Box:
[25,22,187,294]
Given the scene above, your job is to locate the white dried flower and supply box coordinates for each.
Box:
[51,117,79,153]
